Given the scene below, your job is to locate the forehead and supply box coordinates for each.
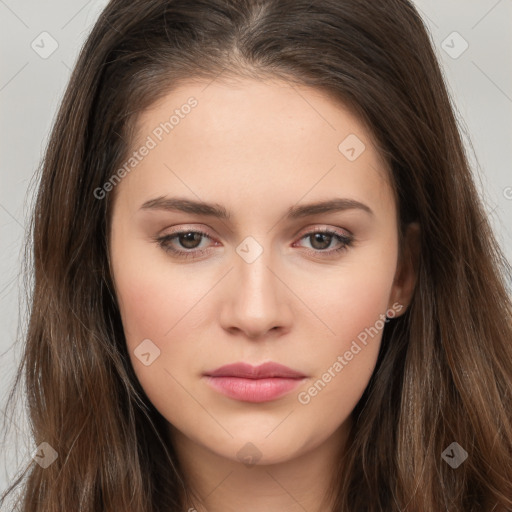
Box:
[117,77,395,221]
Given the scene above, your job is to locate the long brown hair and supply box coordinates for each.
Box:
[2,0,511,510]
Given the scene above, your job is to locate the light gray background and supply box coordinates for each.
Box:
[1,0,511,500]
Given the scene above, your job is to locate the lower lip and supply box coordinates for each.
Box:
[204,376,305,402]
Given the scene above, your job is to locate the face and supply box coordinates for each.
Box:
[108,77,416,467]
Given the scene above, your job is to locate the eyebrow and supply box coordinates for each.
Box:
[139,196,374,219]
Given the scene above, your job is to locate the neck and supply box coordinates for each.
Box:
[169,417,352,512]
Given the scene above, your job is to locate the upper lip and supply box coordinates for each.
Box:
[204,362,306,379]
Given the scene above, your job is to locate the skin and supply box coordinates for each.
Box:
[109,77,419,512]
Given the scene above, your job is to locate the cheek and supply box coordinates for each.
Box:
[115,266,180,341]
[112,255,213,428]
[109,224,196,383]
[291,244,398,429]
[293,240,398,350]
[113,256,209,382]
[333,267,394,342]
[111,228,209,344]
[296,269,394,417]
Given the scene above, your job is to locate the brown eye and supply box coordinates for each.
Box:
[308,232,335,250]
[177,232,204,249]
[155,229,213,258]
[294,228,354,257]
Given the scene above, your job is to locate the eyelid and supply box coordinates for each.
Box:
[294,224,352,238]
[154,223,354,261]
[159,224,218,241]
[159,224,350,243]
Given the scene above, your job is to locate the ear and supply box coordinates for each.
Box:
[388,222,420,317]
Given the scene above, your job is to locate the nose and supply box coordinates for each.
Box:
[219,248,293,340]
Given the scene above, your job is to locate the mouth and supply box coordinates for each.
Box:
[203,362,307,403]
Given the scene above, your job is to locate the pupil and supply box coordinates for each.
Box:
[181,232,201,249]
[312,233,331,250]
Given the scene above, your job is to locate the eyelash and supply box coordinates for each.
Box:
[154,227,353,260]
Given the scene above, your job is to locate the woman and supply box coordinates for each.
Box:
[2,0,511,510]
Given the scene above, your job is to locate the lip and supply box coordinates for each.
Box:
[203,362,307,403]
